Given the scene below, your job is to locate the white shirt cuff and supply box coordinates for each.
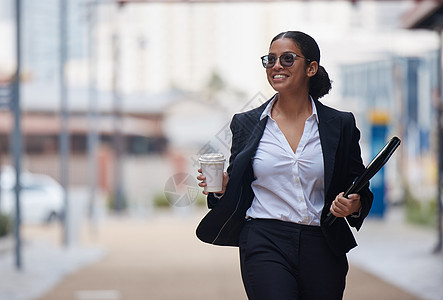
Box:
[212,192,224,199]
[350,206,362,218]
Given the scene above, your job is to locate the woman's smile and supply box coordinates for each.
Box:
[272,74,289,80]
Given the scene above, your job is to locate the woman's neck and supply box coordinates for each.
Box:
[272,92,312,120]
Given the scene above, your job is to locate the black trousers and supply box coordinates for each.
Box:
[239,218,348,300]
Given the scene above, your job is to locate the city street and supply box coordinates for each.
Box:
[1,1,442,300]
[0,207,436,300]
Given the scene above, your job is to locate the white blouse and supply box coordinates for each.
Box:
[246,96,325,226]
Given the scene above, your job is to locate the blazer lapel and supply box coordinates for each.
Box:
[234,112,268,171]
[315,100,341,195]
[244,116,268,153]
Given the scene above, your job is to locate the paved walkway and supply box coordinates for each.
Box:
[348,208,443,300]
[0,236,104,300]
[0,206,441,300]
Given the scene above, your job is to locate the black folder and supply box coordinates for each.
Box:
[325,136,401,226]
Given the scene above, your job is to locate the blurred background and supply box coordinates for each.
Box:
[0,0,442,300]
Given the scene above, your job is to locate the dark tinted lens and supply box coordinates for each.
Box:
[281,53,295,67]
[262,55,276,68]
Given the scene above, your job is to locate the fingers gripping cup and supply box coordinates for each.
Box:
[199,153,226,193]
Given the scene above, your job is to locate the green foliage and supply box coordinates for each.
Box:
[153,192,171,208]
[194,193,207,207]
[0,213,12,237]
[405,188,437,228]
[107,194,128,212]
[153,191,207,208]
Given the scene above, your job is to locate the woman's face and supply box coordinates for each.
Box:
[266,38,316,94]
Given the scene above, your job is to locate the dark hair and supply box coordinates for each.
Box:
[271,31,332,100]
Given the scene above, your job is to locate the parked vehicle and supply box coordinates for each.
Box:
[0,166,64,224]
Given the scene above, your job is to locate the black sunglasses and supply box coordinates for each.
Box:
[261,52,311,69]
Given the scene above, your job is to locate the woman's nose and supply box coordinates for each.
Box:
[273,58,284,69]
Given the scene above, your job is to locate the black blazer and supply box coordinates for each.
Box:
[196,96,373,256]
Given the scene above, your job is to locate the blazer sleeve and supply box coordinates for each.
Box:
[345,113,373,230]
[207,114,243,209]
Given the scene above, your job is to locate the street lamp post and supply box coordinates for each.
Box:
[436,30,443,254]
[59,0,71,247]
[12,0,23,270]
[87,0,99,228]
[112,27,124,213]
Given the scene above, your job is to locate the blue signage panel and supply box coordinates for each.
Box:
[370,123,388,218]
[0,84,12,109]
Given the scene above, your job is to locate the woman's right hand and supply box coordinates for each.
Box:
[197,168,229,195]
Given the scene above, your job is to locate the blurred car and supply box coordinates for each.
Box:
[0,166,64,224]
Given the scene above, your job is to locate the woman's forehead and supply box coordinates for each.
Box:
[269,38,301,53]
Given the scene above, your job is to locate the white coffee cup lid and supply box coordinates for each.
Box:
[199,153,225,162]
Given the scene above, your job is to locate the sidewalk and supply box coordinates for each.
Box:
[0,234,104,300]
[0,206,441,300]
[348,207,443,300]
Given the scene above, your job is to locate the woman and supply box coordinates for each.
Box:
[196,31,373,300]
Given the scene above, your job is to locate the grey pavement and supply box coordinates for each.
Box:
[0,188,106,300]
[0,237,104,300]
[0,205,441,300]
[348,207,443,300]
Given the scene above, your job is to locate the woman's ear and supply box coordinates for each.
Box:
[306,61,318,78]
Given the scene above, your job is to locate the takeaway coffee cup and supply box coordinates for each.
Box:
[199,153,226,193]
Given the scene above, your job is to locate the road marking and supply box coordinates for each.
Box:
[75,290,121,300]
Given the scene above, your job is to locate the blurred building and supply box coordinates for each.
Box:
[401,0,443,246]
[339,51,439,206]
[0,0,439,210]
[0,88,168,187]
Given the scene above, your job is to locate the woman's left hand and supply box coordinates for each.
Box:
[330,192,362,218]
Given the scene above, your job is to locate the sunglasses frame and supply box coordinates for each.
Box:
[261,52,311,69]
